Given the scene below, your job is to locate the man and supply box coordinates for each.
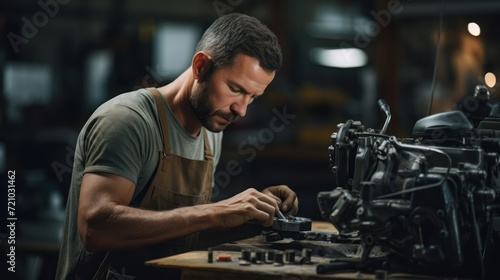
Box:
[56,13,298,280]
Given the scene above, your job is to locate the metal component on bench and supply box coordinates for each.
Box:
[207,248,213,263]
[300,248,312,264]
[271,216,312,232]
[285,249,296,263]
[255,249,264,264]
[274,251,284,266]
[266,250,275,264]
[239,249,251,266]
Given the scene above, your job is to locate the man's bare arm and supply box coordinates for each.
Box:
[78,172,278,252]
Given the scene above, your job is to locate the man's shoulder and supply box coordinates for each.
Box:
[87,88,158,124]
[96,88,154,113]
[81,88,161,141]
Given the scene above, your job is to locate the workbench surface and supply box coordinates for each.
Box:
[145,222,452,280]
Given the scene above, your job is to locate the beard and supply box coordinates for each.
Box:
[188,81,239,132]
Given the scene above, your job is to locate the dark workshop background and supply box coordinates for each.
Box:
[1,0,500,279]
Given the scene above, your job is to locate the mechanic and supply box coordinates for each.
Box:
[56,13,298,280]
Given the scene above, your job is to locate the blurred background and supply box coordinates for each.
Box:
[1,0,500,279]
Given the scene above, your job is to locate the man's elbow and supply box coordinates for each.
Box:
[78,216,107,252]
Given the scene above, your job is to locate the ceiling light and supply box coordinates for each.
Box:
[310,48,368,68]
[468,22,481,36]
[485,72,496,88]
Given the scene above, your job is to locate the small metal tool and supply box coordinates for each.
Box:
[276,209,287,220]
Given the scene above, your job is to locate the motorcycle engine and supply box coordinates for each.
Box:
[317,85,500,279]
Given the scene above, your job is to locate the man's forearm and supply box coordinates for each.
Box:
[80,203,219,252]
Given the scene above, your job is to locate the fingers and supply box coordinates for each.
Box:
[261,189,282,207]
[216,188,278,228]
[248,199,275,224]
[262,185,299,216]
[282,193,298,215]
[216,186,298,229]
[245,189,277,226]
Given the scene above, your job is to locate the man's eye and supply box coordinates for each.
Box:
[230,87,241,93]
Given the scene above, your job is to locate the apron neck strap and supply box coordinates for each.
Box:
[148,88,213,160]
[148,88,171,156]
[202,129,213,160]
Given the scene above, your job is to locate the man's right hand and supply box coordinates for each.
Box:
[212,188,278,228]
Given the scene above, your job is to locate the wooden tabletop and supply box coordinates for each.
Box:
[146,250,377,280]
[145,222,449,280]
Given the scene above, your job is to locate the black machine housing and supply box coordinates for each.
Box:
[317,85,500,279]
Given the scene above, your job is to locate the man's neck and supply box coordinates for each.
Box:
[156,69,202,136]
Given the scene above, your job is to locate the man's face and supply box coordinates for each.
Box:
[189,54,276,132]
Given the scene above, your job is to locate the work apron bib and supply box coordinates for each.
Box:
[93,88,214,279]
[138,88,214,252]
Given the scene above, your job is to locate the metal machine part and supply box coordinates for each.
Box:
[271,216,312,233]
[317,88,500,279]
[263,213,313,242]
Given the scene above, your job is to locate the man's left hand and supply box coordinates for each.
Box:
[261,185,298,216]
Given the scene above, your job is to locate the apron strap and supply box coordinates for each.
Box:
[147,88,171,156]
[148,87,213,161]
[202,129,213,160]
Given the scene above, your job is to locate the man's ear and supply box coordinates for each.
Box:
[192,52,213,82]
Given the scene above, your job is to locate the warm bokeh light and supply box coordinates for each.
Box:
[468,22,481,36]
[485,72,496,88]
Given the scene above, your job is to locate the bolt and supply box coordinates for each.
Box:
[274,251,284,266]
[207,248,213,263]
[285,249,295,263]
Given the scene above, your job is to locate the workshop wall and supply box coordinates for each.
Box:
[1,0,500,279]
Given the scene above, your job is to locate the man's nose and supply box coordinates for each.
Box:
[231,95,252,117]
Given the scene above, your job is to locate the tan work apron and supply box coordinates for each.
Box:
[94,88,214,279]
[138,88,214,251]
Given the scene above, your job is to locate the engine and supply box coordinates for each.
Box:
[317,85,500,279]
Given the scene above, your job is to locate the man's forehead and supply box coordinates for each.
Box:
[221,54,275,82]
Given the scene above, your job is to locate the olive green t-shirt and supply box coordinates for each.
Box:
[56,88,222,280]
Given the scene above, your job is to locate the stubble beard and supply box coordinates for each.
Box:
[188,82,237,133]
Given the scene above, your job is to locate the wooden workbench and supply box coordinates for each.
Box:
[147,250,370,280]
[145,222,449,280]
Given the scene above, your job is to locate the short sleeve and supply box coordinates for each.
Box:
[82,105,148,185]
